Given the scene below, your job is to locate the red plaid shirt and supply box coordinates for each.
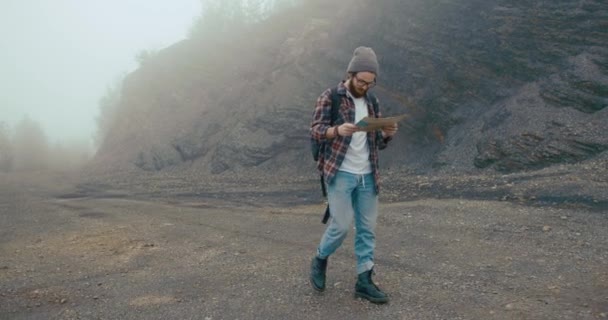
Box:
[310,81,391,194]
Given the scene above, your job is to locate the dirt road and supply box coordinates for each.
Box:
[1,172,607,319]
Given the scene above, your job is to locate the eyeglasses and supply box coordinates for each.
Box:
[354,75,376,88]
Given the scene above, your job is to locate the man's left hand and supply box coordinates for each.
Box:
[382,123,398,138]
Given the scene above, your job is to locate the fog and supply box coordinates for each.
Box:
[0,0,200,151]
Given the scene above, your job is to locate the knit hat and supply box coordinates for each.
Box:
[346,46,379,75]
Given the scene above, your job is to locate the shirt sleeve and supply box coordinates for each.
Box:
[310,88,333,142]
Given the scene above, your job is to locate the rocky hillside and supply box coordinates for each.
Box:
[93,0,608,178]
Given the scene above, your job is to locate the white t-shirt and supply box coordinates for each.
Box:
[340,93,372,174]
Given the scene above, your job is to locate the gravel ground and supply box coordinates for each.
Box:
[0,171,607,320]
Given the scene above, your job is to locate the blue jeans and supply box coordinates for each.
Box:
[317,171,378,274]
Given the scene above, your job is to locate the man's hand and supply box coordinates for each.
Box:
[382,123,398,138]
[337,123,359,137]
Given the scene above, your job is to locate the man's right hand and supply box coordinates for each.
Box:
[337,123,359,137]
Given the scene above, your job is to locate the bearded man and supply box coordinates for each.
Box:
[309,46,398,304]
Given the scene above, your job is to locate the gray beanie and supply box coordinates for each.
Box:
[346,46,379,75]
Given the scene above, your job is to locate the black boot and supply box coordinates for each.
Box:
[355,269,389,304]
[310,256,328,292]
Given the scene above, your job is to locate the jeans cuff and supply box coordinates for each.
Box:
[316,248,328,260]
[357,260,374,274]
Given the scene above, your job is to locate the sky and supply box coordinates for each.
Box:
[0,0,200,147]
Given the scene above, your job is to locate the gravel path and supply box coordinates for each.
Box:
[1,172,607,319]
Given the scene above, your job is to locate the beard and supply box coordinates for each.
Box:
[347,79,367,98]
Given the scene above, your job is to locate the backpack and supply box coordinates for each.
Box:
[311,87,379,223]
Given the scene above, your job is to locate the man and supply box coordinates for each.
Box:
[309,46,398,304]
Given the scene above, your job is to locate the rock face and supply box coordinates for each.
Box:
[473,81,608,172]
[93,0,608,176]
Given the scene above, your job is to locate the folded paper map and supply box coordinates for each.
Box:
[355,114,408,132]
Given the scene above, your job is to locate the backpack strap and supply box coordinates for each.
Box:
[368,93,379,116]
[367,92,389,150]
[329,87,341,124]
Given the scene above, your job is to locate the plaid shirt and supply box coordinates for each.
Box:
[310,81,390,194]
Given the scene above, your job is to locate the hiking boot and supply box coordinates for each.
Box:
[310,256,328,292]
[355,268,389,304]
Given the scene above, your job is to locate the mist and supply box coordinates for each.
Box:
[1,1,606,318]
[0,0,200,170]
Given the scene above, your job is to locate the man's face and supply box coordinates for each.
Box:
[348,71,376,98]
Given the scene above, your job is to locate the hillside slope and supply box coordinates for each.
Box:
[93,0,608,178]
